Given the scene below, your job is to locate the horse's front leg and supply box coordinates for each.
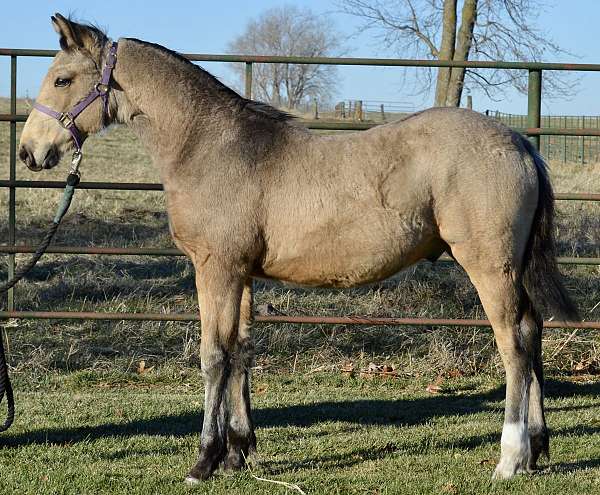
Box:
[223,278,257,470]
[185,262,245,483]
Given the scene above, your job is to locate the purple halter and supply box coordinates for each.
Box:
[33,42,118,153]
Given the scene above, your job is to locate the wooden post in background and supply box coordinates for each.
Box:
[581,116,585,164]
[355,100,363,122]
[244,62,253,99]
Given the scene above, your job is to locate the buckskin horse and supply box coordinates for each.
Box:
[18,14,578,483]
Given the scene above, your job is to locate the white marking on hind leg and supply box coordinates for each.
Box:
[494,380,532,479]
[494,422,531,479]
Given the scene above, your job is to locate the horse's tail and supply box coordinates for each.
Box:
[521,137,580,321]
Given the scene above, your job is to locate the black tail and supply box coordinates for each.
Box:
[521,137,580,321]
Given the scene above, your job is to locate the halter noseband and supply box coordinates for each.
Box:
[33,42,118,162]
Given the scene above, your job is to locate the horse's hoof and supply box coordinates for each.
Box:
[186,461,215,483]
[184,475,200,486]
[492,466,516,480]
[492,460,533,480]
[492,460,520,480]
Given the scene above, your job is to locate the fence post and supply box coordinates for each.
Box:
[7,56,17,311]
[244,62,253,99]
[355,100,363,121]
[527,69,542,150]
[597,116,600,163]
[581,116,585,165]
[312,99,319,120]
[380,103,386,122]
[563,116,567,163]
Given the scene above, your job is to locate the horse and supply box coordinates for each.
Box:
[19,14,578,483]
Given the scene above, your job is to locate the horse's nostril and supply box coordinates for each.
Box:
[42,146,60,169]
[18,146,32,165]
[19,145,42,171]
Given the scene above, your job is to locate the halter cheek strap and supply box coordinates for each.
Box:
[33,41,118,153]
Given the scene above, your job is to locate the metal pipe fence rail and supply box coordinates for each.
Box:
[492,111,600,164]
[1,48,599,330]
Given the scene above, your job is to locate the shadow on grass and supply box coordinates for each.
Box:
[261,442,412,474]
[1,386,502,449]
[551,458,600,473]
[0,213,170,250]
[545,379,600,398]
[0,257,196,309]
[2,379,599,450]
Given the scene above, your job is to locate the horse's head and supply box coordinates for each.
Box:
[19,14,110,171]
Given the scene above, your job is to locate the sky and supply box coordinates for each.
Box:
[2,0,600,115]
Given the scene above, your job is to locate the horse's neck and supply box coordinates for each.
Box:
[112,39,236,175]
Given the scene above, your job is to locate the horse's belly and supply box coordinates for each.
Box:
[261,209,439,288]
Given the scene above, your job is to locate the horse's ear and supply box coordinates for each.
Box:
[51,13,103,53]
[51,14,79,51]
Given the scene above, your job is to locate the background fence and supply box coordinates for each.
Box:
[1,49,599,329]
[493,111,600,163]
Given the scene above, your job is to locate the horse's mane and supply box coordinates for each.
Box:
[125,38,295,124]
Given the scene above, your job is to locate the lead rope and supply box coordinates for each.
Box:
[0,152,82,432]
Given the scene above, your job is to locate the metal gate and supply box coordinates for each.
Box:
[1,49,599,329]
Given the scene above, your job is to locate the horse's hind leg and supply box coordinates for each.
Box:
[186,263,245,483]
[223,278,257,470]
[451,247,536,479]
[525,305,549,470]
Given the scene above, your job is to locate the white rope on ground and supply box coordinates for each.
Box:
[242,452,307,495]
[248,473,307,495]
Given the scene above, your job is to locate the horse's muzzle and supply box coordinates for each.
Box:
[19,144,60,171]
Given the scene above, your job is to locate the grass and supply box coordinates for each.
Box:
[0,101,599,492]
[1,373,600,494]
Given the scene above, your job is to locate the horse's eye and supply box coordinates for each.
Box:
[54,78,71,88]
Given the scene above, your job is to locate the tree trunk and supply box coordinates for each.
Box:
[446,0,478,107]
[434,0,457,107]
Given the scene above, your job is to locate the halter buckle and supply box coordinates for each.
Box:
[95,83,109,94]
[58,112,74,129]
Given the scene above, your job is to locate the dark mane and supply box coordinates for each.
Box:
[125,38,295,123]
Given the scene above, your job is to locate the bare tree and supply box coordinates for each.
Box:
[228,5,342,109]
[338,0,577,106]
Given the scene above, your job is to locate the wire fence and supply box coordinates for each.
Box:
[492,111,600,164]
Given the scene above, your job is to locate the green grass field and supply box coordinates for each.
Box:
[1,373,600,494]
[0,102,599,493]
